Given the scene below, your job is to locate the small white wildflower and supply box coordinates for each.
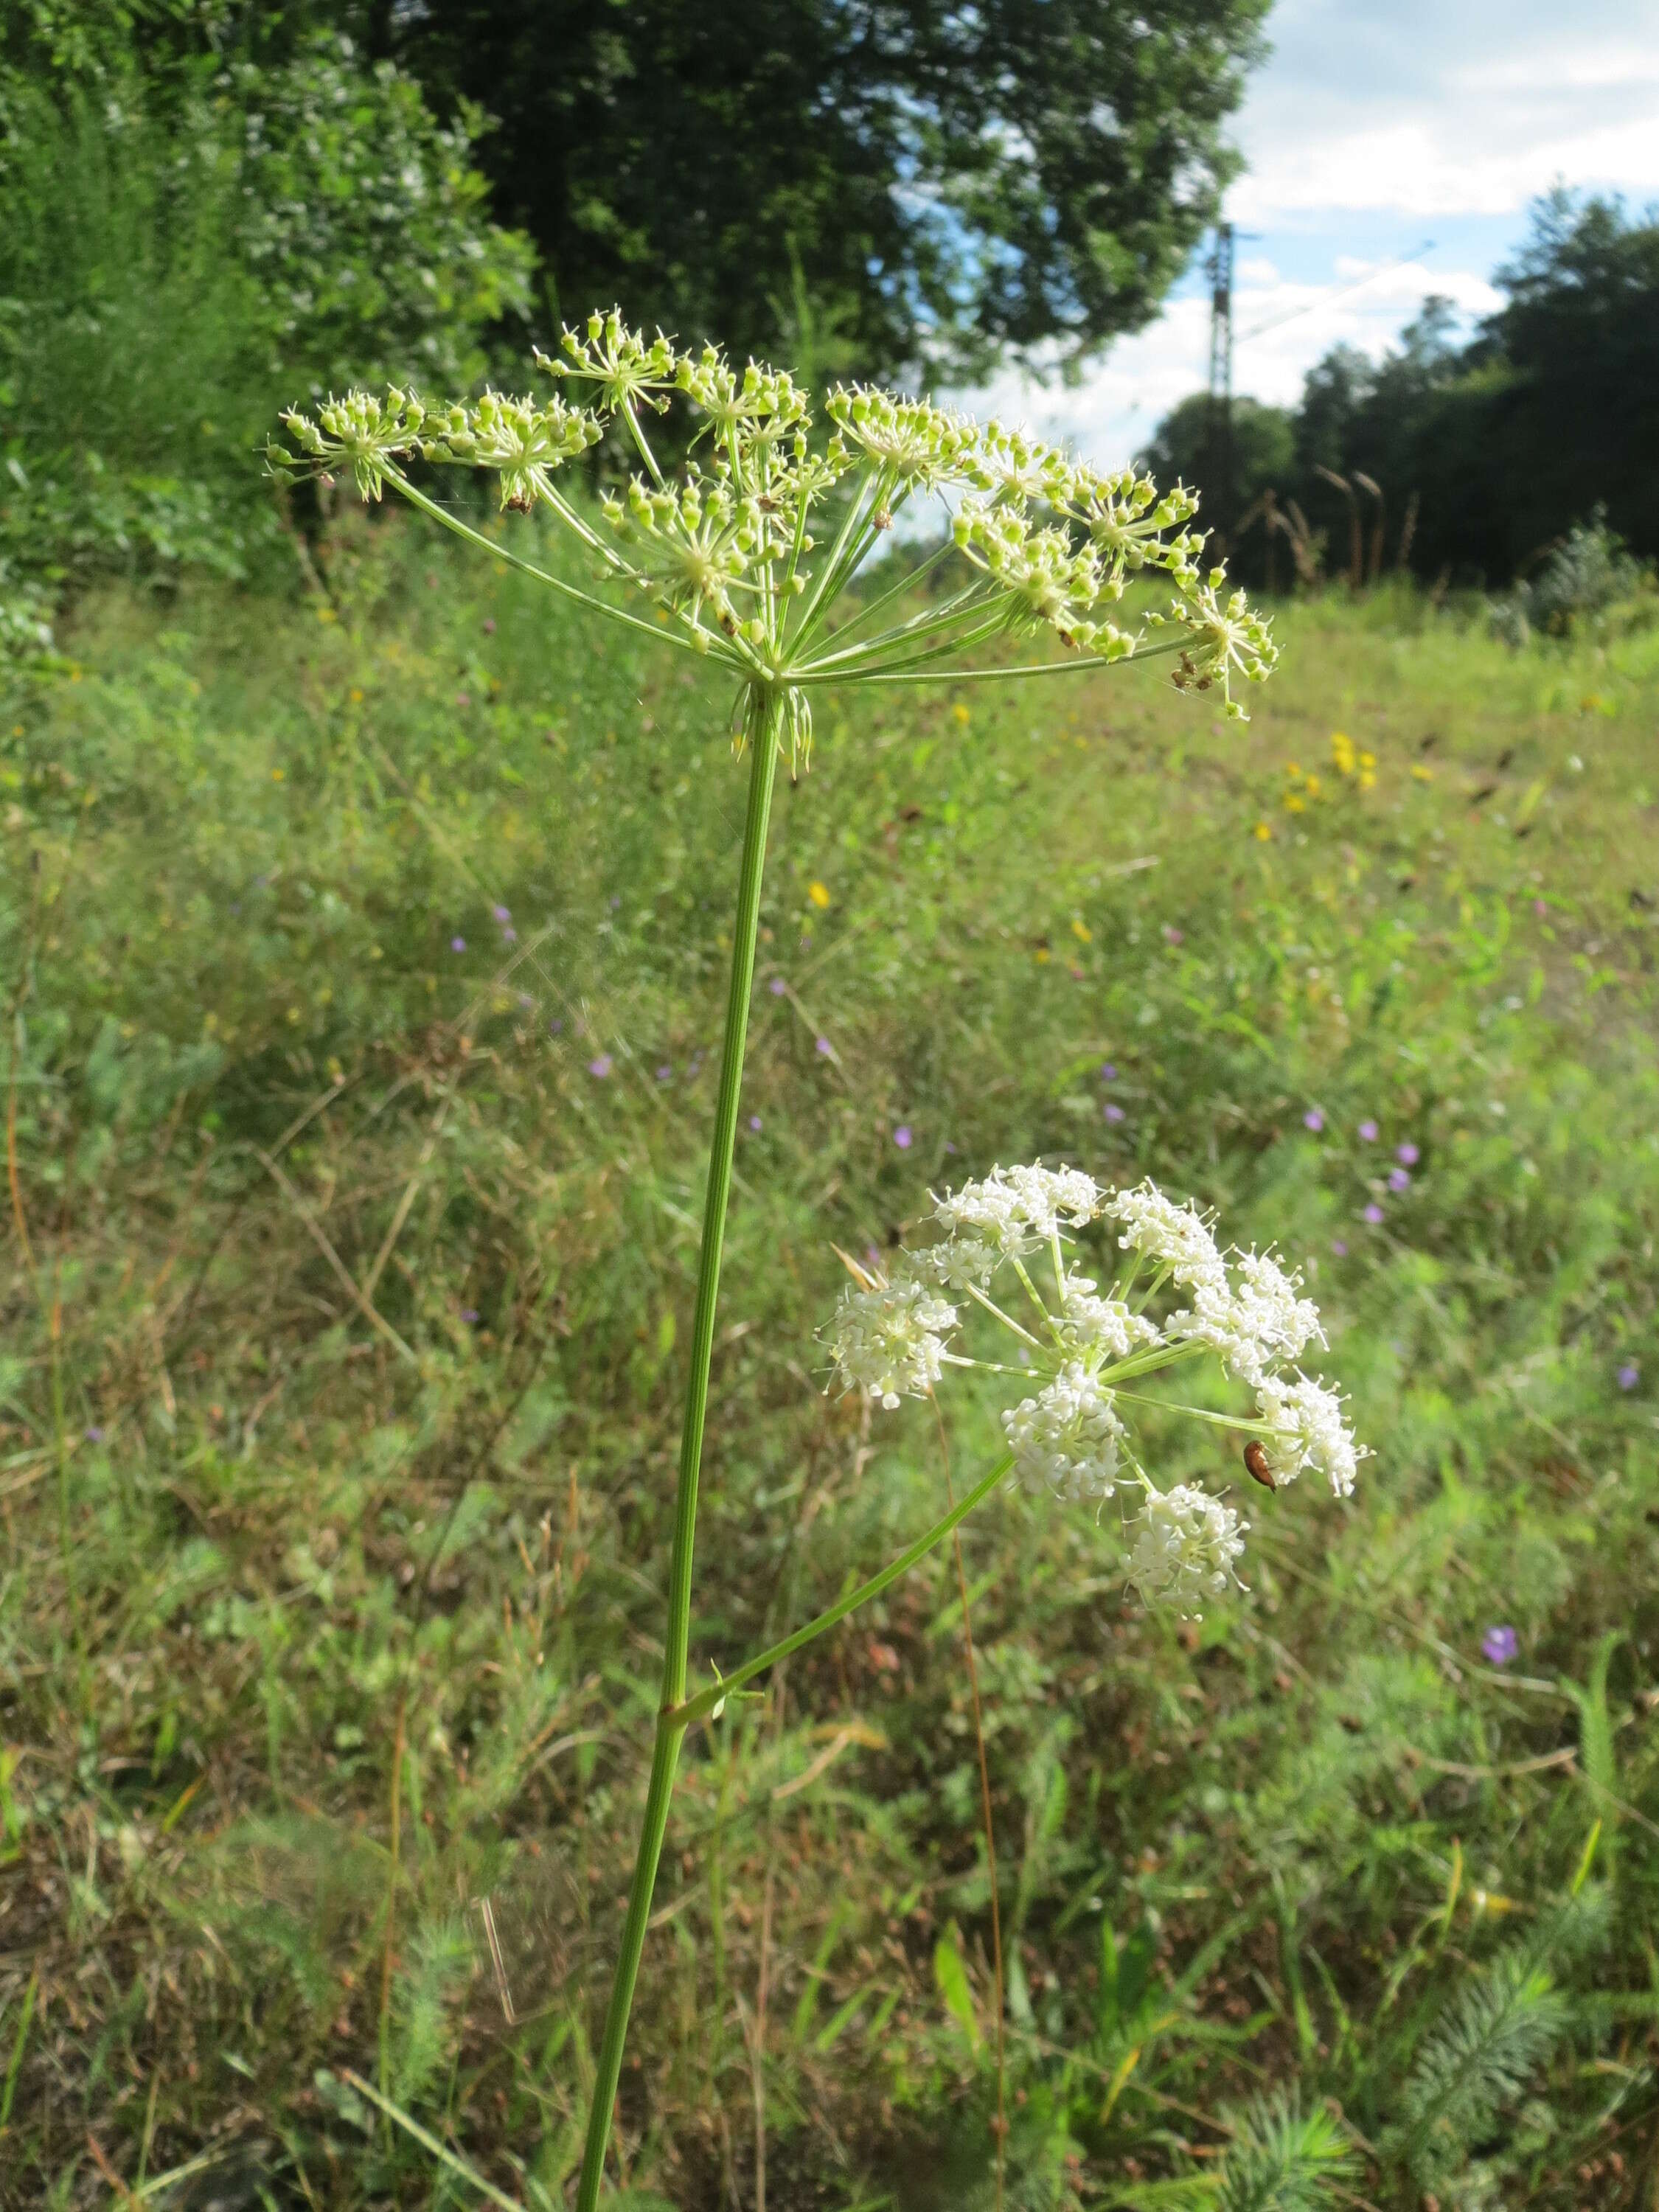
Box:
[1127,1484,1248,1616]
[1103,1180,1227,1295]
[1004,1163,1101,1237]
[1253,1371,1364,1497]
[933,1163,1099,1259]
[827,1279,957,1410]
[907,1235,1002,1291]
[1169,1248,1325,1386]
[1001,1362,1124,1500]
[1056,1273,1161,1360]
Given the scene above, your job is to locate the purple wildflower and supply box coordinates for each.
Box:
[1104,1102,1126,1124]
[1397,1141,1420,1166]
[894,1125,913,1149]
[1481,1625,1519,1666]
[1163,924,1185,946]
[655,1063,673,1082]
[451,936,467,953]
[1617,1363,1640,1391]
[1330,1239,1349,1257]
[460,1307,480,1326]
[588,1054,613,1079]
[549,1018,564,1034]
[1101,1062,1118,1081]
[1363,1203,1385,1225]
[85,1425,105,1444]
[1358,1119,1379,1141]
[501,927,518,945]
[769,977,787,995]
[1388,1166,1411,1193]
[815,1036,833,1057]
[1304,1108,1324,1133]
[1532,897,1546,917]
[749,1114,762,1131]
[492,903,512,924]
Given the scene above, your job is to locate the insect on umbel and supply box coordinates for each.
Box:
[1242,1441,1276,1491]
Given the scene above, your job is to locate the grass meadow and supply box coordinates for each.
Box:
[4,510,1658,2211]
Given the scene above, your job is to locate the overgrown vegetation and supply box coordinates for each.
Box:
[4,512,1657,2207]
[0,27,532,625]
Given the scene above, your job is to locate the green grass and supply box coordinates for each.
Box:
[3,512,1658,2211]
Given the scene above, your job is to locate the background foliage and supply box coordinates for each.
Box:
[2,512,1658,2207]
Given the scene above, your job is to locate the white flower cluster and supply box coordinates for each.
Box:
[825,1278,958,1411]
[271,309,1279,722]
[1169,1248,1326,1388]
[1003,1360,1126,1501]
[1057,1274,1161,1360]
[1255,1371,1363,1498]
[1129,1486,1250,1617]
[822,1166,1367,1617]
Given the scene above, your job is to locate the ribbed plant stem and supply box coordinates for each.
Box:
[574,689,781,2212]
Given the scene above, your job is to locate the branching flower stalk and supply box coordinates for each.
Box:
[270,311,1286,2208]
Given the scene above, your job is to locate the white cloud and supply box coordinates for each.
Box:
[1231,1,1659,220]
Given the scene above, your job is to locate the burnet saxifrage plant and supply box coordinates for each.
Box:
[270,313,1348,2205]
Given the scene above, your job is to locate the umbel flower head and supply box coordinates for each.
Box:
[824,1166,1366,1618]
[269,310,1278,753]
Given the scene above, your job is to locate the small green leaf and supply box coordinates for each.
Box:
[933,1927,981,2051]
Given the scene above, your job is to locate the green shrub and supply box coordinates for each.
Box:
[0,35,533,611]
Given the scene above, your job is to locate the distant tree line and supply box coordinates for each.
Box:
[1140,193,1659,591]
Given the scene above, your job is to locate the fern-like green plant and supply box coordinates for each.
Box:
[1216,2092,1361,2212]
[1389,1948,1569,2185]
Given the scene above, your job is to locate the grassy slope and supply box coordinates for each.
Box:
[3,514,1658,2210]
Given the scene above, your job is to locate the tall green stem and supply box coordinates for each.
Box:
[574,689,782,2212]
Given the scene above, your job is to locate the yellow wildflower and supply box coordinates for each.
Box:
[950,702,971,726]
[1071,917,1093,942]
[1284,793,1305,813]
[808,880,831,908]
[1304,773,1321,799]
[1411,765,1434,783]
[1253,820,1273,841]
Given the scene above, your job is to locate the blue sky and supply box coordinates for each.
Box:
[959,0,1659,465]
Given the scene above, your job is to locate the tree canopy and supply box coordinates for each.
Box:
[340,0,1270,383]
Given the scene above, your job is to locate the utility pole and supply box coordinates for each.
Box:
[1206,220,1235,547]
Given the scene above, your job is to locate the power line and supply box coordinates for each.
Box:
[1237,237,1437,344]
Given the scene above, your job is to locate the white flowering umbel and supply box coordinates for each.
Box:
[270,308,1277,743]
[267,312,1280,2212]
[824,1167,1367,1618]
